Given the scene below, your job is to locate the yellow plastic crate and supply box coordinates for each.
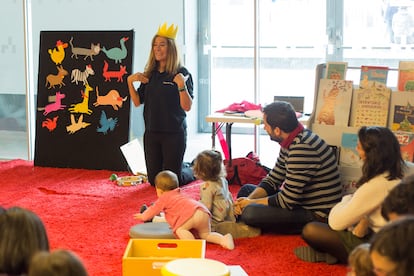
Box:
[122,239,206,276]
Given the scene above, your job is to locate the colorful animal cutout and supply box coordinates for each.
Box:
[38,92,66,116]
[68,84,93,115]
[93,86,127,110]
[69,37,101,61]
[66,114,91,134]
[45,65,68,89]
[48,40,68,65]
[42,116,59,132]
[102,60,127,82]
[71,65,95,85]
[101,37,129,64]
[97,110,118,134]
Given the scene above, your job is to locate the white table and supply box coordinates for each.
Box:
[205,113,262,164]
[205,113,310,165]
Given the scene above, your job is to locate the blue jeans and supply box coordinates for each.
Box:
[237,184,322,234]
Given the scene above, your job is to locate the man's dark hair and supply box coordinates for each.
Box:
[262,101,298,132]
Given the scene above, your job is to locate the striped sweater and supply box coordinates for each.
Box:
[259,128,342,217]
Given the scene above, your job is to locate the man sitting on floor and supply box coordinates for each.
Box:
[230,101,342,235]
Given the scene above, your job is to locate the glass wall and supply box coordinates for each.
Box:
[200,0,414,134]
[0,0,28,160]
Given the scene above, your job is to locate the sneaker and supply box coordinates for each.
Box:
[215,221,261,239]
[222,233,235,250]
[294,246,338,265]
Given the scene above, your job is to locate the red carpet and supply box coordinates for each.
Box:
[0,159,347,275]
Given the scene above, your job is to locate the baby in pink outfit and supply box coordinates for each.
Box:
[134,170,234,250]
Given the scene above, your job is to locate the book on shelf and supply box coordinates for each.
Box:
[349,82,392,127]
[393,131,414,162]
[389,91,414,132]
[359,65,389,88]
[340,166,361,195]
[314,79,354,127]
[325,61,348,80]
[397,61,414,91]
[339,132,363,168]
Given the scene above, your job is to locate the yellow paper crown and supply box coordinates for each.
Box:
[156,22,178,40]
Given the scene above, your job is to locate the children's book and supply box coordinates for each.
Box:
[388,91,414,132]
[339,132,363,168]
[393,131,414,162]
[359,65,389,88]
[340,166,361,195]
[314,79,354,127]
[325,62,348,80]
[350,82,391,127]
[397,61,414,91]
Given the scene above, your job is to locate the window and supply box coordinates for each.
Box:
[198,0,414,133]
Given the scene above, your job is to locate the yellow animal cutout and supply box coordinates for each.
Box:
[68,84,93,115]
[48,40,68,65]
[66,114,91,134]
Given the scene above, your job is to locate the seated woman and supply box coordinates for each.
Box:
[294,126,405,264]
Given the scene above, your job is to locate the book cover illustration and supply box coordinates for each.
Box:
[393,131,414,162]
[359,65,389,88]
[340,166,361,195]
[397,61,414,91]
[389,91,414,132]
[314,79,353,126]
[326,61,348,80]
[350,83,391,127]
[339,132,363,168]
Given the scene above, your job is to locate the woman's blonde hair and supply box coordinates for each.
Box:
[144,35,181,78]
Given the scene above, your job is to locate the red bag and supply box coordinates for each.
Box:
[224,152,270,185]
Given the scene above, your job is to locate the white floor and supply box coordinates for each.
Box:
[185,131,279,168]
[0,130,28,160]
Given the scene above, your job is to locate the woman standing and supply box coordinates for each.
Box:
[294,126,405,264]
[127,23,194,186]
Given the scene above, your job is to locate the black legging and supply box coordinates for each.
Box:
[301,222,349,264]
[144,129,186,186]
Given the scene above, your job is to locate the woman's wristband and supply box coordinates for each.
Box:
[178,86,186,92]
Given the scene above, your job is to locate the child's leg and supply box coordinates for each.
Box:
[190,209,234,250]
[175,214,197,240]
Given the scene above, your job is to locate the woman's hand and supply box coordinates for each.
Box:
[352,217,370,238]
[127,72,149,84]
[173,73,192,111]
[173,73,188,89]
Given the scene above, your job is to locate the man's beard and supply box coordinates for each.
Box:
[269,133,283,143]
